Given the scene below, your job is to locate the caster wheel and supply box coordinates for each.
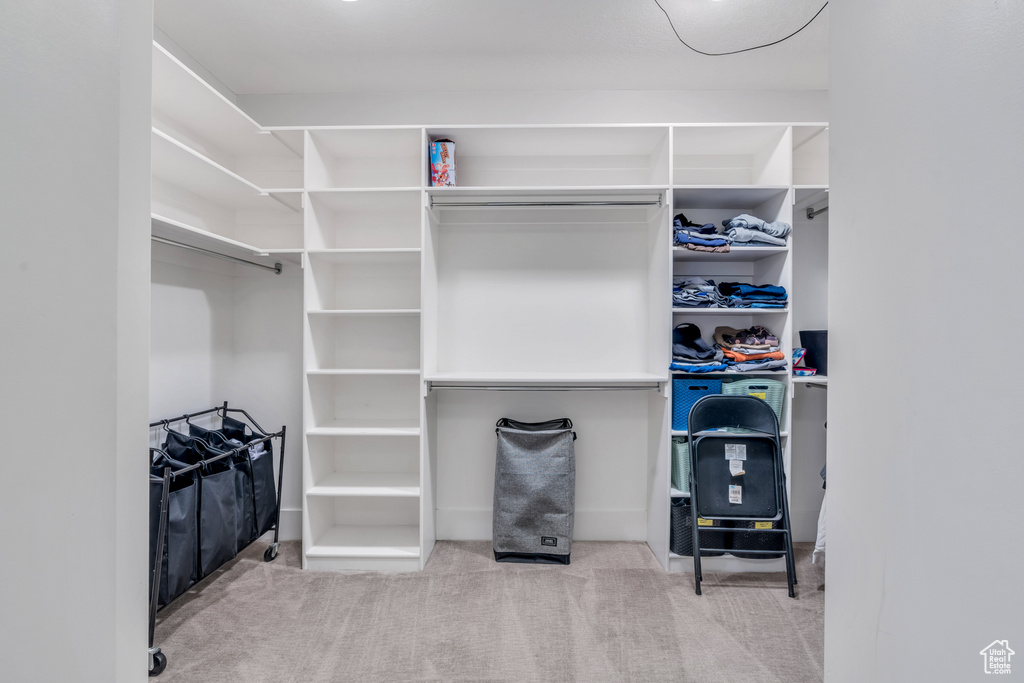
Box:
[264,544,279,562]
[149,651,167,677]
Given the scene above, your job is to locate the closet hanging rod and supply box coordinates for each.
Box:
[429,199,663,209]
[152,236,282,274]
[806,205,829,220]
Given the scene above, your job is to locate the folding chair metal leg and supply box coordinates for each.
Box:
[780,475,798,592]
[691,504,703,595]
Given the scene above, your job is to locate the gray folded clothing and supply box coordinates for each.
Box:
[723,214,792,238]
[725,226,788,247]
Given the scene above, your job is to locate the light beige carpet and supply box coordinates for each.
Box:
[154,540,824,682]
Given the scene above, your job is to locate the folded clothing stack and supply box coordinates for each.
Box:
[673,213,729,253]
[673,278,787,310]
[722,214,792,247]
[715,282,788,309]
[714,325,787,372]
[670,323,727,372]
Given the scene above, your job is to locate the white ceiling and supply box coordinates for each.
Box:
[154,0,828,96]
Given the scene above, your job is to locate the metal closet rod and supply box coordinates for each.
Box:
[429,199,663,209]
[806,205,829,220]
[152,236,282,274]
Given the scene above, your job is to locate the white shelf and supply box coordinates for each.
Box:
[307,187,423,194]
[307,309,421,317]
[673,186,789,208]
[307,369,420,376]
[670,488,690,498]
[425,126,670,187]
[672,246,788,262]
[792,376,828,385]
[425,371,666,387]
[672,307,787,315]
[307,472,420,498]
[151,42,302,163]
[152,128,260,203]
[307,525,421,558]
[306,248,422,263]
[151,214,303,265]
[306,425,421,437]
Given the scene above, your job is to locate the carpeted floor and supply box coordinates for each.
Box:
[154,540,824,682]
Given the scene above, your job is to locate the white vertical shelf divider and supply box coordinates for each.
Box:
[666,124,797,573]
[301,128,425,572]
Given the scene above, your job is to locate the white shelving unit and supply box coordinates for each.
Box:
[151,42,829,573]
[150,41,304,259]
[293,122,825,572]
[301,129,426,571]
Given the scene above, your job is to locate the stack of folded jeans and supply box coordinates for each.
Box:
[670,323,727,372]
[713,325,787,372]
[723,214,791,247]
[715,282,788,309]
[673,279,788,310]
[673,277,727,308]
[674,213,730,253]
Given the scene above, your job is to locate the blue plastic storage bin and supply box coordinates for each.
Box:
[672,378,722,431]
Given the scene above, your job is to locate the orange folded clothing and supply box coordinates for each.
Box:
[720,348,786,362]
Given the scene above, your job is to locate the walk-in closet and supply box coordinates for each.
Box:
[9,2,1019,682]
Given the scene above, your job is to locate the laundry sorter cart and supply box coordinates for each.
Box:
[147,402,287,676]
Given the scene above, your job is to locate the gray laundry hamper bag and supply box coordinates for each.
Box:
[493,418,577,564]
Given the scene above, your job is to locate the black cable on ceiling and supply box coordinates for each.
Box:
[653,0,828,56]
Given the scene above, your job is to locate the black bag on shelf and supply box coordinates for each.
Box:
[189,423,257,552]
[222,416,277,538]
[150,451,199,606]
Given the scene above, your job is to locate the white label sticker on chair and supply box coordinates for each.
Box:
[725,444,747,460]
[729,485,742,504]
[729,460,745,476]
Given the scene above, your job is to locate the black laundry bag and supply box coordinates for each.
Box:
[222,416,278,538]
[162,431,239,580]
[189,424,256,552]
[150,451,199,606]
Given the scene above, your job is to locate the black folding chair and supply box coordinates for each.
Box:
[687,394,797,597]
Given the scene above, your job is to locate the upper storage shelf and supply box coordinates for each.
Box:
[793,126,829,186]
[151,129,303,249]
[306,128,422,189]
[425,126,670,188]
[151,42,303,189]
[673,126,791,186]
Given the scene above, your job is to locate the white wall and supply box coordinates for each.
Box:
[239,89,828,127]
[0,1,152,680]
[829,3,1024,681]
[149,248,304,540]
[790,212,828,541]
